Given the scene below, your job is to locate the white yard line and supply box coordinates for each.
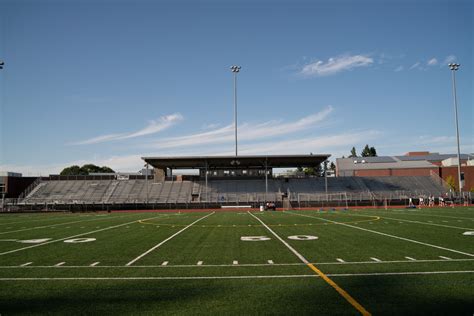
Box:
[352,213,473,231]
[0,214,140,235]
[54,262,65,267]
[125,212,215,266]
[439,256,452,260]
[337,258,346,263]
[90,262,100,267]
[405,257,416,261]
[0,215,167,256]
[364,210,474,221]
[370,257,382,262]
[247,211,371,316]
[287,212,474,257]
[20,262,32,267]
[1,270,472,281]
[2,258,473,269]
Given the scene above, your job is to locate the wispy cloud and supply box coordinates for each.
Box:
[409,62,421,70]
[394,66,404,72]
[299,55,373,77]
[443,55,457,65]
[149,106,334,149]
[71,113,183,145]
[427,58,438,66]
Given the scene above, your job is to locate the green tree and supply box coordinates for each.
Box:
[349,147,357,158]
[361,144,378,157]
[60,164,115,175]
[60,165,85,176]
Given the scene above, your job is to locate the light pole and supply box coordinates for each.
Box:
[448,63,463,195]
[145,163,149,205]
[230,65,241,157]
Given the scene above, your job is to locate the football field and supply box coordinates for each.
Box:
[0,207,473,315]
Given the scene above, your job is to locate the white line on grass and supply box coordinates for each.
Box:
[2,258,474,269]
[248,211,371,316]
[287,212,474,257]
[352,213,473,231]
[55,262,65,267]
[439,256,452,260]
[0,213,140,236]
[0,215,168,256]
[370,257,382,262]
[337,258,346,263]
[90,262,100,267]
[405,257,416,261]
[125,212,215,266]
[1,270,473,281]
[20,262,32,267]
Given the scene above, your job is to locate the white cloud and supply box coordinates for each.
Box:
[443,55,457,65]
[394,66,404,72]
[427,58,438,66]
[71,113,183,145]
[149,106,334,149]
[300,55,373,77]
[409,62,421,70]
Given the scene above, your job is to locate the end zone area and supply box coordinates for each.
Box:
[0,207,473,314]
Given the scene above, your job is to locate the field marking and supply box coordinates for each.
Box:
[370,258,381,262]
[337,258,346,263]
[405,257,416,261]
[1,270,472,281]
[366,210,474,221]
[55,262,65,267]
[0,215,167,256]
[20,262,32,266]
[90,262,100,266]
[287,212,474,258]
[439,256,451,260]
[125,212,215,266]
[3,258,473,269]
[248,211,371,316]
[351,213,474,230]
[0,213,140,235]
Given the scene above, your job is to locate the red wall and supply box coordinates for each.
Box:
[355,168,438,177]
[440,166,474,192]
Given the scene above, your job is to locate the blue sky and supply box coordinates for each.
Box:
[0,0,472,175]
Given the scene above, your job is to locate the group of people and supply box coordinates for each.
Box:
[408,194,454,208]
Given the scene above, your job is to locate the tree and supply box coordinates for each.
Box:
[445,175,456,191]
[361,144,378,157]
[60,164,115,175]
[60,165,85,176]
[349,147,357,158]
[330,162,336,170]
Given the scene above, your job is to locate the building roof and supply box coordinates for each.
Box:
[143,154,330,169]
[336,157,437,171]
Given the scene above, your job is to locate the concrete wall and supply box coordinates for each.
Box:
[354,168,438,177]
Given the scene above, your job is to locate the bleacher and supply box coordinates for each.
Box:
[20,176,448,206]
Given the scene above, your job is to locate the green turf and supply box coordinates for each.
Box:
[0,207,473,315]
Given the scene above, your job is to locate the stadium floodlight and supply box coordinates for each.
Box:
[448,63,463,194]
[230,65,241,156]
